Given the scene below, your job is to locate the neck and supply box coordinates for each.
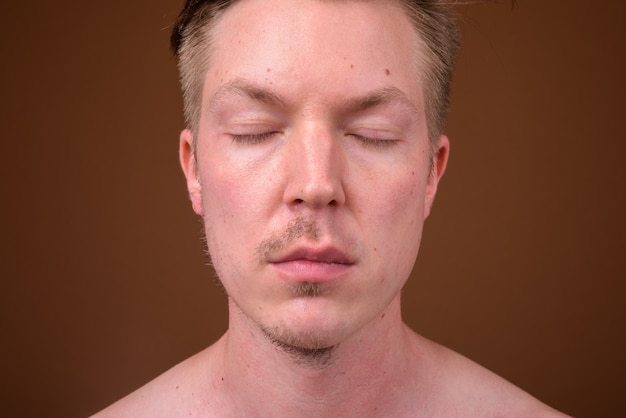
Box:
[214,296,422,416]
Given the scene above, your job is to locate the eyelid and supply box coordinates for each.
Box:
[226,120,283,144]
[345,126,400,148]
[229,131,280,144]
[226,119,280,132]
[347,133,399,148]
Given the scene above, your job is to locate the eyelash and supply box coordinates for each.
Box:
[228,132,397,148]
[348,134,398,148]
[229,131,278,144]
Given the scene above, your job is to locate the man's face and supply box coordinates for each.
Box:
[180,0,448,350]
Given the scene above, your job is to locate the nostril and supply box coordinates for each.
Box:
[291,198,338,207]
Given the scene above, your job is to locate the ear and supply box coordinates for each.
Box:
[179,129,204,216]
[423,134,450,220]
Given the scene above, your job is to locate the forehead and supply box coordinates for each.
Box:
[202,0,425,111]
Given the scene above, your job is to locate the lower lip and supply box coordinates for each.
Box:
[269,260,354,282]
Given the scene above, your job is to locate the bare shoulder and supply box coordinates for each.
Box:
[91,343,222,418]
[412,333,571,417]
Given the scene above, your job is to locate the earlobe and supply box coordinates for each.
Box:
[423,134,450,220]
[179,129,204,216]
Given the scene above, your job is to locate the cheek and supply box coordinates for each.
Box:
[365,168,426,274]
[202,170,252,235]
[198,168,265,294]
[198,154,280,260]
[198,164,246,254]
[372,167,425,223]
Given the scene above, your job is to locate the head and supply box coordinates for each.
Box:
[171,0,460,150]
[173,0,456,361]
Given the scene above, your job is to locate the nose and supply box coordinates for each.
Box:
[282,125,346,209]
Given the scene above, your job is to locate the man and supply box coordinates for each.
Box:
[95,0,568,416]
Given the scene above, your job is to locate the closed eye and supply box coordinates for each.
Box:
[347,133,398,148]
[229,131,280,144]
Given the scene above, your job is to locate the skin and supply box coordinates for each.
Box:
[93,0,570,416]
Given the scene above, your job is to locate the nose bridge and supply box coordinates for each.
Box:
[283,122,345,208]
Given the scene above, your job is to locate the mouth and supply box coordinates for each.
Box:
[268,247,356,283]
[272,247,355,264]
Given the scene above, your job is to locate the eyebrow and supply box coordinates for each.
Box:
[339,86,419,114]
[207,78,418,114]
[208,78,286,110]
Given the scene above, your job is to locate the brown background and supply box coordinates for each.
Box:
[1,1,624,417]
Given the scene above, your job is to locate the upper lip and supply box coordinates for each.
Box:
[270,247,355,265]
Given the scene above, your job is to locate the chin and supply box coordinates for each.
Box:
[265,325,337,350]
[259,308,351,352]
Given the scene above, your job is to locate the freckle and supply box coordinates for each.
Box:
[412,171,415,175]
[176,385,179,390]
[266,68,271,72]
[350,64,354,69]
[385,68,390,75]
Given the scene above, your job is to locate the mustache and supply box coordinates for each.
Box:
[255,216,321,262]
